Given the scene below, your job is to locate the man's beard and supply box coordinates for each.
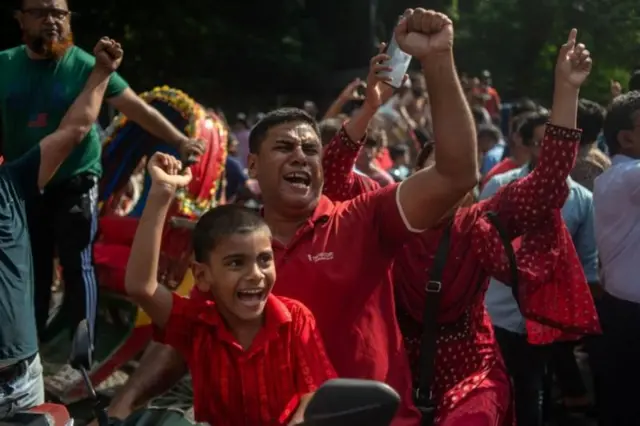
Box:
[23,31,74,59]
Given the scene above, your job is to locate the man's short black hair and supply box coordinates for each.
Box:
[518,111,550,145]
[577,98,605,146]
[248,107,319,154]
[604,91,640,156]
[477,124,503,143]
[629,70,640,92]
[193,205,269,263]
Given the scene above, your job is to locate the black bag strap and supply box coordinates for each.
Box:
[485,211,520,306]
[415,222,452,425]
[414,212,518,426]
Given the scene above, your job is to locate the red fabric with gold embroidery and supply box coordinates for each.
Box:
[155,293,336,426]
[322,124,600,425]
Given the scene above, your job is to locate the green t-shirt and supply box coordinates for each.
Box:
[0,45,129,184]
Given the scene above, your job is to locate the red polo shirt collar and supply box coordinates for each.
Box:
[196,294,292,351]
[259,195,334,232]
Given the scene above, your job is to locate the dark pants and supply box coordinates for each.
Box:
[494,326,547,426]
[549,340,587,399]
[30,173,99,343]
[586,292,640,426]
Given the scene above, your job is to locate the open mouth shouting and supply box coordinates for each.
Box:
[236,287,268,309]
[283,171,311,191]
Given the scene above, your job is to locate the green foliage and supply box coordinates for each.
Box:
[0,0,637,108]
[450,0,640,103]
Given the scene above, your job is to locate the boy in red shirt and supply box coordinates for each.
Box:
[124,152,336,426]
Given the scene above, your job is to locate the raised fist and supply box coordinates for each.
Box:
[93,37,123,73]
[147,152,193,193]
[555,29,592,88]
[394,8,453,61]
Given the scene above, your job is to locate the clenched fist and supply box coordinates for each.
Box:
[394,8,453,61]
[93,37,123,73]
[148,152,193,194]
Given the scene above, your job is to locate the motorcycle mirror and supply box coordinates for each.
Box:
[69,319,92,371]
[299,379,400,426]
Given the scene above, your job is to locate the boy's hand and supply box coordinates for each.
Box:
[147,152,192,194]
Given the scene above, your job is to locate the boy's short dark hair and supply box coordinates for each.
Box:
[577,98,606,146]
[604,91,640,156]
[193,205,269,263]
[518,111,550,146]
[248,108,320,154]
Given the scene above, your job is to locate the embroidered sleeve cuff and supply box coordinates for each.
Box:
[545,123,582,142]
[338,125,366,151]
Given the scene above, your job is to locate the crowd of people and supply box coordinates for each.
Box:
[2,0,640,426]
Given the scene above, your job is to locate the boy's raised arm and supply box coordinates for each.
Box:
[124,153,193,329]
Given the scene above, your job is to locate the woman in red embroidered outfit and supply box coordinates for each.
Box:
[322,30,600,425]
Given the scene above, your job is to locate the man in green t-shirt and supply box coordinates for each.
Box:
[0,35,121,415]
[0,0,204,342]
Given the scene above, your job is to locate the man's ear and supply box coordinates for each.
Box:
[247,153,258,179]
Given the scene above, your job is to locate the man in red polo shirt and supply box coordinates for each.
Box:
[105,9,479,426]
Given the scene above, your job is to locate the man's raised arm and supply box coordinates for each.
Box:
[38,37,123,188]
[393,9,478,230]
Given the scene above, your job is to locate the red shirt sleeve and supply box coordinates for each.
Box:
[322,125,381,202]
[289,301,337,394]
[475,124,580,246]
[337,183,416,255]
[153,293,202,360]
[469,124,600,343]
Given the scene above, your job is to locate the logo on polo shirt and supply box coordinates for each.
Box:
[307,252,334,263]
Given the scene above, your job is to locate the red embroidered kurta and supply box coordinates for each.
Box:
[322,124,600,425]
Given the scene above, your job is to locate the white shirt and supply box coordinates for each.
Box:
[593,154,640,303]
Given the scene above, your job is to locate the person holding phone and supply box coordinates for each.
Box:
[322,27,599,426]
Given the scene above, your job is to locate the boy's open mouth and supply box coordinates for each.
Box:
[236,288,267,307]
